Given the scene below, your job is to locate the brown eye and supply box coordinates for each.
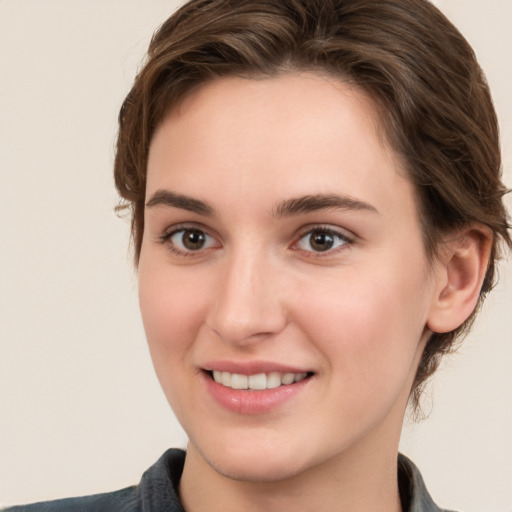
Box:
[181,229,206,250]
[309,231,335,251]
[168,228,217,253]
[296,228,349,253]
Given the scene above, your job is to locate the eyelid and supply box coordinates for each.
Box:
[159,221,214,239]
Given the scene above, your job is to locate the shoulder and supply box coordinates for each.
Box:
[2,486,138,512]
[2,449,187,512]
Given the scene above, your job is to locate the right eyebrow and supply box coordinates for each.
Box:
[274,193,379,218]
[145,189,215,216]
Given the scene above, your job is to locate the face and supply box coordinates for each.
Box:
[138,73,441,482]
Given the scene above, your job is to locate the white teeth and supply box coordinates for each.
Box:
[281,373,295,385]
[266,372,282,389]
[221,371,232,387]
[231,374,248,389]
[248,373,266,390]
[211,370,309,390]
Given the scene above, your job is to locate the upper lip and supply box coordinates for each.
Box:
[201,360,312,375]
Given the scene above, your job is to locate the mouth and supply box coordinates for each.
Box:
[202,366,314,414]
[206,370,314,390]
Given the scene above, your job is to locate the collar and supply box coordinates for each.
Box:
[142,449,453,512]
[398,453,455,512]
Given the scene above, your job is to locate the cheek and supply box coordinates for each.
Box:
[294,264,431,393]
[137,265,215,425]
[138,265,209,369]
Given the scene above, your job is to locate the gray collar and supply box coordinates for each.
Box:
[398,453,456,512]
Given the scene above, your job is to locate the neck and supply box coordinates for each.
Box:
[179,435,403,512]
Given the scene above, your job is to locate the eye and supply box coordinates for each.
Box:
[295,227,350,253]
[164,227,218,254]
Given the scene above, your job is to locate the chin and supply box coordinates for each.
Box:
[195,438,312,483]
[211,456,306,483]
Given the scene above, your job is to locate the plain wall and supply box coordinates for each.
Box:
[0,1,510,510]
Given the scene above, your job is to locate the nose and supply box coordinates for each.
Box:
[205,249,288,346]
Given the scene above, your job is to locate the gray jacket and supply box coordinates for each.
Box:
[3,450,454,512]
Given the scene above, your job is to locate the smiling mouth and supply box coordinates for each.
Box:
[208,370,313,390]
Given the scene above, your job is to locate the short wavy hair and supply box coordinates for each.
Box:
[114,0,511,410]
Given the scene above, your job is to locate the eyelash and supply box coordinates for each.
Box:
[158,224,354,258]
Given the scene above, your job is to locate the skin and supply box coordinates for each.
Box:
[138,73,487,512]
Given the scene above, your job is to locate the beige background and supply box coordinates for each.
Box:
[0,0,510,510]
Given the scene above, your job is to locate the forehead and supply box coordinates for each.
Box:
[146,73,416,219]
[156,72,390,156]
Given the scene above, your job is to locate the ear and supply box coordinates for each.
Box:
[427,226,492,334]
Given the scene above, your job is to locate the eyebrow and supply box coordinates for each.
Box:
[146,190,215,216]
[145,189,378,218]
[274,194,379,217]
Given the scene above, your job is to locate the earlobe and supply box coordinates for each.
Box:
[427,227,492,334]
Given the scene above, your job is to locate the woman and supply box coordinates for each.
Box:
[4,0,510,510]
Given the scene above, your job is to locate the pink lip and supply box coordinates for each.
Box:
[200,361,313,415]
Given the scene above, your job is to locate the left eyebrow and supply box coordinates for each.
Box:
[145,189,215,216]
[274,194,379,218]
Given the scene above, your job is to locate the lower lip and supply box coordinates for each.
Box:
[203,372,311,415]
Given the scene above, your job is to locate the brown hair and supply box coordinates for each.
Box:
[114,0,511,410]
